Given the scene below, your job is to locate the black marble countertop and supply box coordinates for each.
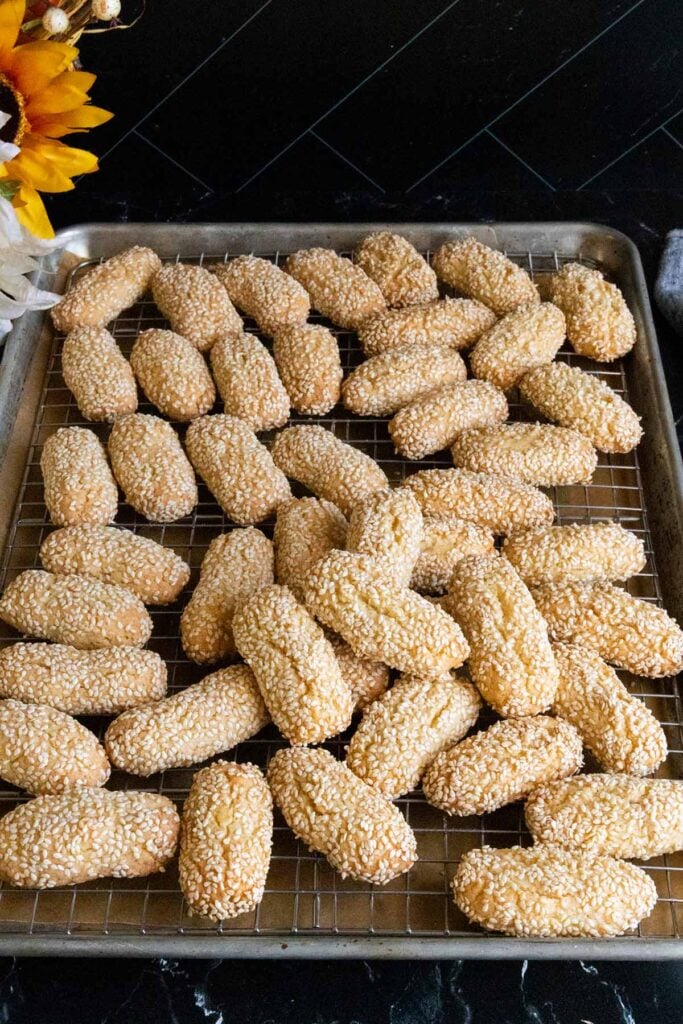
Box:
[1,1,682,1019]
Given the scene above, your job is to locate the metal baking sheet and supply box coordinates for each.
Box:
[0,222,681,959]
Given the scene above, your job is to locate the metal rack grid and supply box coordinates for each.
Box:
[0,242,681,951]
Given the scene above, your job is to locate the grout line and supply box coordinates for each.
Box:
[132,131,215,191]
[406,0,649,192]
[577,107,683,188]
[309,131,386,192]
[662,126,683,152]
[234,0,465,192]
[486,129,556,190]
[99,0,275,163]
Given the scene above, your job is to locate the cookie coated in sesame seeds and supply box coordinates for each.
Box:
[389,379,508,461]
[0,570,152,649]
[267,747,417,885]
[551,642,667,775]
[108,413,198,522]
[502,522,645,587]
[451,422,598,487]
[346,672,481,800]
[533,581,683,678]
[274,497,347,603]
[104,664,270,776]
[469,301,566,391]
[181,528,274,665]
[62,327,137,422]
[354,232,439,307]
[432,238,539,316]
[0,699,110,795]
[51,246,161,333]
[357,298,497,357]
[422,716,582,817]
[0,643,167,715]
[179,760,273,921]
[212,255,309,336]
[0,789,179,889]
[525,775,683,861]
[40,525,190,605]
[452,845,657,938]
[152,263,242,352]
[233,584,353,746]
[346,487,423,587]
[41,427,118,527]
[402,468,554,537]
[549,262,636,361]
[411,515,494,594]
[272,323,343,415]
[284,248,386,329]
[446,554,559,716]
[519,362,642,454]
[304,550,469,679]
[271,425,387,518]
[342,343,467,417]
[328,634,390,711]
[210,331,289,431]
[130,329,216,422]
[185,414,291,525]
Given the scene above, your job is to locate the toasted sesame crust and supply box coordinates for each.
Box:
[51,247,161,333]
[0,570,152,649]
[390,379,508,460]
[549,262,636,361]
[502,522,646,586]
[304,550,469,678]
[453,845,657,938]
[180,761,273,921]
[105,664,270,776]
[432,238,539,316]
[328,634,390,711]
[274,497,347,603]
[411,515,495,594]
[0,643,167,715]
[551,642,667,775]
[233,585,354,745]
[271,425,388,518]
[346,672,481,799]
[180,527,274,664]
[422,716,582,816]
[0,699,110,795]
[469,302,566,391]
[519,362,642,454]
[186,414,291,525]
[342,344,467,417]
[525,775,683,860]
[41,427,119,527]
[533,581,683,678]
[0,789,179,889]
[446,554,558,716]
[62,327,138,422]
[209,331,290,431]
[267,747,417,884]
[272,323,343,415]
[346,488,423,586]
[354,232,439,307]
[451,423,598,487]
[212,255,309,335]
[130,329,216,422]
[402,468,554,536]
[152,263,242,352]
[357,298,497,356]
[284,248,386,329]
[40,525,190,605]
[108,413,198,522]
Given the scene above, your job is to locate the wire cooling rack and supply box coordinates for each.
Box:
[0,240,681,954]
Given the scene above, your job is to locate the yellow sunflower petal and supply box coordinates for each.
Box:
[25,71,97,118]
[30,104,112,139]
[7,41,78,99]
[13,184,54,239]
[0,0,24,63]
[7,135,98,192]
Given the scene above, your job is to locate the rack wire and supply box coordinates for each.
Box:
[0,243,681,948]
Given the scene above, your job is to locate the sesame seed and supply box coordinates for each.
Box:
[469,302,565,391]
[41,427,119,527]
[210,331,289,432]
[354,232,438,308]
[130,328,216,422]
[346,487,423,587]
[212,255,309,336]
[502,522,645,586]
[451,422,598,487]
[432,238,539,316]
[357,298,497,357]
[411,514,495,595]
[51,246,161,332]
[273,496,347,603]
[62,327,137,422]
[342,343,467,418]
[152,263,242,352]
[549,262,636,361]
[284,248,386,329]
[272,323,343,416]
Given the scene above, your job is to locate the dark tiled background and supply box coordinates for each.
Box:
[7,1,683,1020]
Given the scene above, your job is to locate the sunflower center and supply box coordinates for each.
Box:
[0,73,27,147]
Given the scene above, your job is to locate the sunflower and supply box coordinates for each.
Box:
[0,0,111,236]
